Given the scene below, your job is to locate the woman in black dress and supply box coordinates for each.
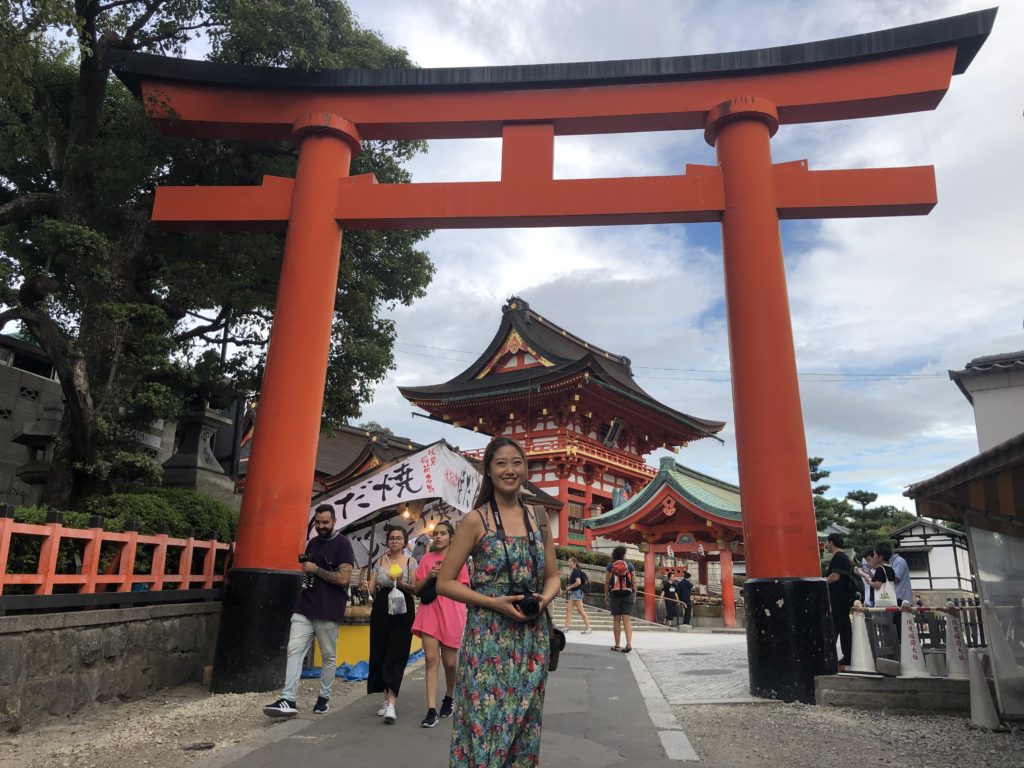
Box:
[661,574,680,627]
[367,526,417,724]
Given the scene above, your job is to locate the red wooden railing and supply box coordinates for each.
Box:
[0,515,230,595]
[462,434,657,478]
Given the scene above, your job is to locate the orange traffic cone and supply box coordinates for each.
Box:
[898,605,929,678]
[847,602,877,674]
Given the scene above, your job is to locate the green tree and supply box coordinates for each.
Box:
[845,489,878,512]
[357,421,395,437]
[808,456,830,496]
[814,495,853,531]
[844,504,915,559]
[0,2,433,508]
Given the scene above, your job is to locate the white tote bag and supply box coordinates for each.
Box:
[875,569,898,608]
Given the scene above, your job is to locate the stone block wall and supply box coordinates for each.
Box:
[0,601,220,733]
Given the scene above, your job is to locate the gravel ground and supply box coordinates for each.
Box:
[0,678,364,768]
[3,675,1021,768]
[676,702,1022,768]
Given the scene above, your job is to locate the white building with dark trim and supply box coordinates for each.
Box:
[889,519,974,601]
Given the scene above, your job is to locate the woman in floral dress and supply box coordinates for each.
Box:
[437,437,561,768]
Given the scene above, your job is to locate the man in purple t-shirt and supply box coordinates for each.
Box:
[263,504,355,718]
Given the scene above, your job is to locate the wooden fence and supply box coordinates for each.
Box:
[0,509,230,613]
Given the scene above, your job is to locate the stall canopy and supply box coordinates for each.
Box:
[311,440,480,529]
[307,440,478,569]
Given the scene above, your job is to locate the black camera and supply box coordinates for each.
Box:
[509,585,540,618]
[298,554,314,589]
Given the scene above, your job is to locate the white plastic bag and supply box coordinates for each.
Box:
[387,585,407,615]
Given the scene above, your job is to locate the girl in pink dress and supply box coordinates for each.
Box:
[412,521,469,728]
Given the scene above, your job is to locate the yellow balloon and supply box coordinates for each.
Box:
[388,564,403,579]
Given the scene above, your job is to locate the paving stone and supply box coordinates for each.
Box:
[639,637,757,704]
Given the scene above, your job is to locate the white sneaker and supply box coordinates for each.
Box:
[581,628,592,634]
[377,700,388,716]
[383,703,397,724]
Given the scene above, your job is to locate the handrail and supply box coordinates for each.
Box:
[462,434,657,478]
[0,516,230,596]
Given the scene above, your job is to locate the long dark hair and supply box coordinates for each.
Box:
[472,436,527,508]
[433,520,456,540]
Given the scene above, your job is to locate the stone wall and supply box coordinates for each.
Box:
[0,601,220,733]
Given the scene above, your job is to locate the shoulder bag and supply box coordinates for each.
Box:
[875,566,897,608]
[530,505,566,672]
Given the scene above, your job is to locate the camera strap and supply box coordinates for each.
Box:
[489,498,540,587]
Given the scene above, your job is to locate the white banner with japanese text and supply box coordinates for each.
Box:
[308,441,481,567]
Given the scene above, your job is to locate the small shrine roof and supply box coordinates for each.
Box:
[399,297,725,440]
[313,426,417,477]
[888,519,965,541]
[584,456,741,532]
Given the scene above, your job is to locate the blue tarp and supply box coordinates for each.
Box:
[302,649,425,681]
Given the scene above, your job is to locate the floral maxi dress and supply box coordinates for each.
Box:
[449,527,550,768]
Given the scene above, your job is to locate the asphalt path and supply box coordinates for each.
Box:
[199,630,747,767]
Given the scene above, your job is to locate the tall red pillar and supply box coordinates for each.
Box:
[211,114,361,693]
[706,97,835,702]
[557,469,570,546]
[720,549,735,628]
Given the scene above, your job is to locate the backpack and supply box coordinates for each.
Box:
[577,570,590,593]
[609,560,633,593]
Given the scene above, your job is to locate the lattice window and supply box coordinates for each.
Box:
[0,408,11,420]
[19,386,39,401]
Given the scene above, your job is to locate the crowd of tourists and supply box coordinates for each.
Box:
[260,436,563,766]
[826,533,913,669]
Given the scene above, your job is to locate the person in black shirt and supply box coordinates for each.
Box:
[263,504,355,718]
[676,571,693,626]
[661,573,680,627]
[825,533,855,667]
[562,556,592,633]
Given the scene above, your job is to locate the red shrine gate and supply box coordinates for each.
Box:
[112,8,995,703]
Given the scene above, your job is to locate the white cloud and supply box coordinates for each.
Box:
[342,0,1020,511]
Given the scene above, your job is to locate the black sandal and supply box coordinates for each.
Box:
[623,645,632,653]
[610,646,621,652]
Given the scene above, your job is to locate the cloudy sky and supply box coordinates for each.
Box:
[338,0,1021,511]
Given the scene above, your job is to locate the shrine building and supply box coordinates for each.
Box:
[400,297,727,549]
[584,456,743,625]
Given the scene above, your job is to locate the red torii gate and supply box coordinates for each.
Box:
[113,8,994,703]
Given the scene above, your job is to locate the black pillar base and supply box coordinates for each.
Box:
[743,577,836,704]
[210,568,301,694]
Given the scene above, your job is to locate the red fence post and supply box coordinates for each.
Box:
[0,512,11,594]
[118,528,139,593]
[202,537,218,589]
[36,517,63,595]
[151,533,168,591]
[179,535,195,588]
[79,519,104,594]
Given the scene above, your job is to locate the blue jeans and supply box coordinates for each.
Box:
[281,613,340,701]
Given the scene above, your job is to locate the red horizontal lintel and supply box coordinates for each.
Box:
[775,164,936,218]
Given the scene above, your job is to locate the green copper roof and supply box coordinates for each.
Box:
[584,456,741,530]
